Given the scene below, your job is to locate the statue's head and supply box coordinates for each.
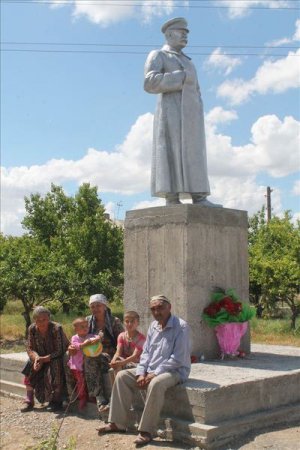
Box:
[162,17,189,50]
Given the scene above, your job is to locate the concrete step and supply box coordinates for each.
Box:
[0,352,28,397]
[1,345,299,449]
[0,352,27,384]
[160,343,300,424]
[160,401,300,449]
[0,352,27,398]
[0,379,26,397]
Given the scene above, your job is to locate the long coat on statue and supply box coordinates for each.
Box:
[144,44,210,198]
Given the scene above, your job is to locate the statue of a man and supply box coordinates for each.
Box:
[144,17,216,206]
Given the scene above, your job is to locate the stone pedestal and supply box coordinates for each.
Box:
[124,204,250,359]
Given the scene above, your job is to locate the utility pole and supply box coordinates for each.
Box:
[266,186,273,222]
[115,201,123,221]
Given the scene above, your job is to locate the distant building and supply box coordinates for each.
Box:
[104,213,124,229]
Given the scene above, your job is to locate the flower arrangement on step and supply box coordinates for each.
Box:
[202,288,255,358]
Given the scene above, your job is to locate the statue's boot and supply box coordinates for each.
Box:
[192,194,222,208]
[166,194,181,205]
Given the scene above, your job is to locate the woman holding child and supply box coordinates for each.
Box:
[80,293,124,411]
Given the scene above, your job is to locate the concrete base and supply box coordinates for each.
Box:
[124,205,249,358]
[0,352,27,397]
[158,344,300,448]
[1,345,299,449]
[0,352,99,416]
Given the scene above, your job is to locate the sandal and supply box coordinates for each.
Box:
[134,432,152,447]
[96,423,126,435]
[20,403,34,413]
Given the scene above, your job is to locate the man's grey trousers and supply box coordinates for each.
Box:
[108,368,180,436]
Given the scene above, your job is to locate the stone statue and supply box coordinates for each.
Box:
[144,17,217,206]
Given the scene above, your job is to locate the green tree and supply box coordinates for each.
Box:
[249,210,300,329]
[248,208,266,317]
[0,234,53,329]
[22,183,124,313]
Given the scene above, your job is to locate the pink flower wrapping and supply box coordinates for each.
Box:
[215,322,248,356]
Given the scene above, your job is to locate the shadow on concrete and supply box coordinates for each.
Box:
[204,352,300,372]
[185,378,220,388]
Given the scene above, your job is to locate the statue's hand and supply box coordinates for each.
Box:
[183,68,194,85]
[171,69,186,84]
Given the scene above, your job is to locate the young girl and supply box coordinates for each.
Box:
[68,318,102,410]
[98,311,146,413]
[110,311,146,375]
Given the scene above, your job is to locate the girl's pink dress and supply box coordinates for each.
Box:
[117,331,146,363]
[67,333,97,409]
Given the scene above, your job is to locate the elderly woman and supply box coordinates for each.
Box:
[83,293,123,411]
[21,306,69,412]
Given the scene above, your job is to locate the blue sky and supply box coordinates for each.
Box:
[1,0,300,235]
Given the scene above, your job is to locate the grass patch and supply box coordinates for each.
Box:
[2,299,24,314]
[0,314,26,340]
[1,300,299,349]
[0,300,124,343]
[250,316,300,346]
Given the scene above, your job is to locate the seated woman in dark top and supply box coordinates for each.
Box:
[21,306,69,412]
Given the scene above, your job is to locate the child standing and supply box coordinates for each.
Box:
[68,318,102,410]
[110,311,146,375]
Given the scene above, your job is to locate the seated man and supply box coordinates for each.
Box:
[97,294,191,446]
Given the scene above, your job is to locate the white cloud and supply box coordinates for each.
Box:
[210,175,283,215]
[1,113,153,235]
[268,19,300,46]
[1,112,299,235]
[133,177,283,216]
[205,107,238,128]
[47,0,295,25]
[291,212,300,225]
[104,201,116,220]
[47,0,180,27]
[207,114,300,178]
[217,1,292,19]
[204,48,242,75]
[72,1,135,26]
[217,50,300,104]
[294,18,300,41]
[133,198,164,210]
[48,0,66,9]
[140,0,182,23]
[249,115,300,177]
[292,180,300,196]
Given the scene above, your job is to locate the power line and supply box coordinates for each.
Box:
[1,0,299,10]
[1,48,299,56]
[4,0,299,2]
[2,41,299,49]
[1,0,299,3]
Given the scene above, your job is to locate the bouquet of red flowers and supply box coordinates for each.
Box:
[203,288,255,327]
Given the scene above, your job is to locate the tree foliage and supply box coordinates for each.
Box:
[249,209,300,329]
[0,234,53,328]
[1,184,124,328]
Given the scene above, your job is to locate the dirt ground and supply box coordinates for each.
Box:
[0,395,299,450]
